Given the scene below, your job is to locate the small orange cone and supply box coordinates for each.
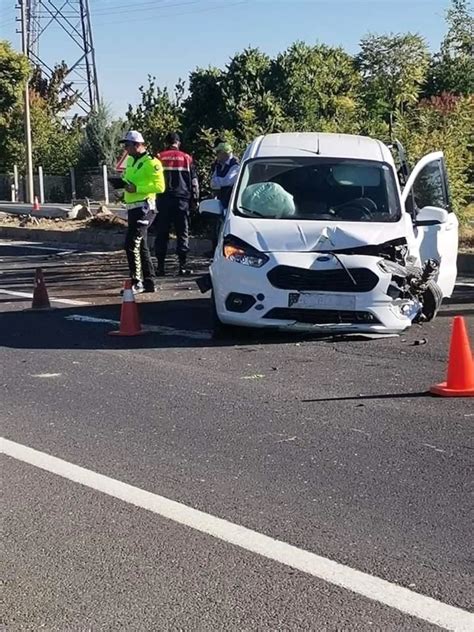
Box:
[109,280,145,336]
[29,267,52,310]
[32,196,40,212]
[430,316,474,397]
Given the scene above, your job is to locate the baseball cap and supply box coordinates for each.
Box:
[120,130,145,144]
[214,141,232,153]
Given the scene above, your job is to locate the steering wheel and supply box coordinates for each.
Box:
[333,197,377,220]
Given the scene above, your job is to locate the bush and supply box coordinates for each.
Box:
[394,94,474,223]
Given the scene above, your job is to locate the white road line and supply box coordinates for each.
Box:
[65,314,210,340]
[0,289,89,306]
[1,437,472,632]
[0,240,72,252]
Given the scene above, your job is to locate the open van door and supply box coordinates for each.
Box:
[402,151,458,297]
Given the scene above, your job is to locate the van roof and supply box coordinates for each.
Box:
[245,132,393,163]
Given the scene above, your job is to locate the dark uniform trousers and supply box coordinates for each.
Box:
[125,205,156,284]
[154,195,190,263]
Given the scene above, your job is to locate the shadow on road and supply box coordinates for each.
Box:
[0,277,472,351]
[302,391,430,403]
[0,297,405,351]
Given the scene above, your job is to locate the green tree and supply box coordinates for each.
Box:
[357,33,430,131]
[0,40,30,170]
[30,62,79,115]
[0,40,30,112]
[270,42,361,132]
[126,75,184,153]
[222,48,287,139]
[5,93,83,174]
[0,40,83,175]
[425,0,474,96]
[78,101,126,168]
[29,93,82,172]
[182,67,226,140]
[395,94,474,222]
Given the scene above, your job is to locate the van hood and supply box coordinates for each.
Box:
[226,214,408,253]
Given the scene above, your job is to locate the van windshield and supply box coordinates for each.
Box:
[234,157,401,222]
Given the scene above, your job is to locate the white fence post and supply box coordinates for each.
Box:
[38,166,45,204]
[13,165,19,201]
[102,164,109,205]
[70,167,76,202]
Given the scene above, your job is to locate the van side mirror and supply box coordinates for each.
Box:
[414,206,449,226]
[199,198,224,217]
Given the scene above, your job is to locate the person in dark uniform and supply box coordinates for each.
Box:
[154,132,199,276]
[209,140,240,253]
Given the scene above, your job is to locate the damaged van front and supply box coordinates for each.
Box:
[199,133,458,336]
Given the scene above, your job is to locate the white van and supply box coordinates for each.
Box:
[199,133,458,336]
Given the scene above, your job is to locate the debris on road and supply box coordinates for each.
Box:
[412,338,428,346]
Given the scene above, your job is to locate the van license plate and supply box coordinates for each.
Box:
[288,293,356,310]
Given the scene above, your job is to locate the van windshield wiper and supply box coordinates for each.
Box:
[236,205,265,217]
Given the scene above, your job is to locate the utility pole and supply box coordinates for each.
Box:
[19,0,34,204]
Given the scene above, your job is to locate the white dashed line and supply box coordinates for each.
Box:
[0,289,89,306]
[1,437,472,632]
[65,314,210,340]
[0,240,70,252]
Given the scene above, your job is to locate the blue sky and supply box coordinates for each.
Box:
[1,0,451,116]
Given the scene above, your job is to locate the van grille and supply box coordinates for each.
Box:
[267,266,378,292]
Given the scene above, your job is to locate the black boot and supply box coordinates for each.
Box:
[143,279,156,293]
[156,258,166,277]
[178,255,192,276]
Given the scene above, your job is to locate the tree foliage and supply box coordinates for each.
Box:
[271,42,360,132]
[1,1,473,218]
[0,41,31,170]
[395,94,474,222]
[126,76,183,154]
[357,33,430,127]
[30,62,79,115]
[425,0,474,96]
[78,101,126,169]
[0,40,30,112]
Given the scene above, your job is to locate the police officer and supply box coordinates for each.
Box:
[155,132,199,276]
[120,130,165,293]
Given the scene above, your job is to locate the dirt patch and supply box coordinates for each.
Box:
[0,213,126,232]
[459,224,474,252]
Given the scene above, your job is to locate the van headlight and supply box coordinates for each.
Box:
[223,235,269,268]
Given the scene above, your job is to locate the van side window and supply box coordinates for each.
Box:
[411,159,451,213]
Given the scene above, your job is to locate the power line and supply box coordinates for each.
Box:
[92,1,248,27]
[91,1,201,18]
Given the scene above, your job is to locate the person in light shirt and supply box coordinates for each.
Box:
[208,140,240,254]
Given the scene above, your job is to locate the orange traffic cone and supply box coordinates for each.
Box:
[430,316,474,397]
[109,280,145,336]
[29,267,52,310]
[32,196,40,212]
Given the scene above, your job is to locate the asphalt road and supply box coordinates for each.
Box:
[1,240,473,631]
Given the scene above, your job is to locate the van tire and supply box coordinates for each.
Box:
[421,280,444,321]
